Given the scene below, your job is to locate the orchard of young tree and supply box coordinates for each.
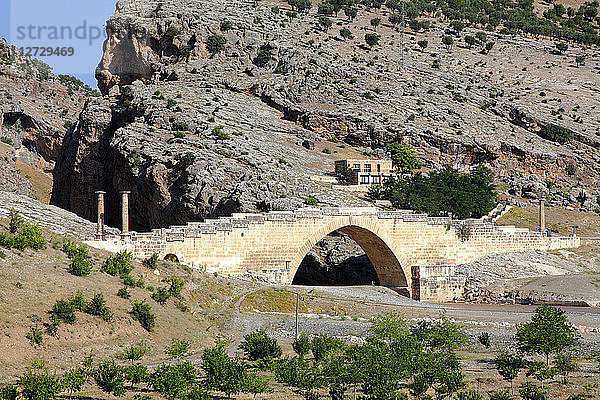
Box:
[0,305,589,400]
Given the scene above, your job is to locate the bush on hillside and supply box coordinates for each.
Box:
[102,251,133,276]
[131,300,156,332]
[240,329,282,361]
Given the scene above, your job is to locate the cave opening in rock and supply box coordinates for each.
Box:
[292,230,380,286]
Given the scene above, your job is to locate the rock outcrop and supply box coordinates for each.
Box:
[53,0,600,230]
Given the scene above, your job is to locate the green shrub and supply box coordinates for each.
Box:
[151,361,198,399]
[173,122,189,131]
[3,223,47,251]
[118,342,149,362]
[85,293,113,322]
[240,329,282,361]
[518,382,545,400]
[117,287,130,299]
[538,123,573,144]
[69,290,87,312]
[131,301,156,332]
[50,299,77,324]
[125,363,149,385]
[488,390,512,400]
[220,20,233,32]
[165,338,191,359]
[206,34,227,56]
[68,252,92,276]
[9,209,23,234]
[152,287,171,305]
[311,335,343,362]
[254,48,272,67]
[202,342,249,398]
[18,365,62,400]
[26,326,43,346]
[93,360,126,398]
[143,253,159,269]
[304,197,318,206]
[62,368,87,398]
[478,332,491,347]
[102,251,133,276]
[167,276,186,298]
[167,98,177,109]
[122,274,137,287]
[62,239,78,257]
[292,333,311,357]
[0,385,17,400]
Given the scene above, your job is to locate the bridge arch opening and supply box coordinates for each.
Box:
[164,253,179,263]
[291,225,409,296]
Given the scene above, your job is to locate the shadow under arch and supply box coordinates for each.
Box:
[289,224,410,297]
[164,253,179,263]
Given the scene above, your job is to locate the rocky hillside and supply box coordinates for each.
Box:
[0,39,96,200]
[51,0,600,230]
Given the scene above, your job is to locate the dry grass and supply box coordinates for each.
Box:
[497,204,600,236]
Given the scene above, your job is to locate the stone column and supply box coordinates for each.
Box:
[120,191,131,236]
[539,199,545,234]
[95,191,106,240]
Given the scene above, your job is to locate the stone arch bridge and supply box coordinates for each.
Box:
[88,207,579,301]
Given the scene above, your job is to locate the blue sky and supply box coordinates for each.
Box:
[0,0,117,88]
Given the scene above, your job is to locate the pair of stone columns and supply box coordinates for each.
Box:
[95,191,130,240]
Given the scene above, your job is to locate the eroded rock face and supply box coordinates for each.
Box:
[0,39,93,196]
[55,0,600,230]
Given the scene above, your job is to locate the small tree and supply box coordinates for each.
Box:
[130,300,156,332]
[62,368,87,400]
[554,353,578,384]
[365,33,380,48]
[340,27,353,40]
[442,35,454,51]
[344,6,357,21]
[494,351,525,394]
[240,329,282,361]
[387,142,421,173]
[9,209,23,234]
[206,35,227,56]
[418,39,428,51]
[464,35,476,48]
[319,15,333,31]
[93,360,126,398]
[18,363,63,400]
[245,373,269,399]
[575,55,586,66]
[150,362,198,399]
[516,305,579,366]
[483,41,495,54]
[166,338,191,360]
[370,18,381,30]
[518,381,546,400]
[477,332,491,348]
[117,342,149,362]
[556,42,568,54]
[526,361,556,390]
[293,333,312,357]
[143,253,159,269]
[202,341,249,399]
[475,31,487,43]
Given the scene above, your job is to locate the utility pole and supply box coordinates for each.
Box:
[295,292,299,340]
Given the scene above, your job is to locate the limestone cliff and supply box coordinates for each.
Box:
[53,0,600,229]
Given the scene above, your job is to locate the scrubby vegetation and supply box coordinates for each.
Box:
[370,165,498,219]
[0,305,588,399]
[0,210,46,251]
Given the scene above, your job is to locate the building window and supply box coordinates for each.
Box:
[372,176,381,184]
[377,164,381,172]
[360,175,369,184]
[353,164,360,172]
[364,164,371,173]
